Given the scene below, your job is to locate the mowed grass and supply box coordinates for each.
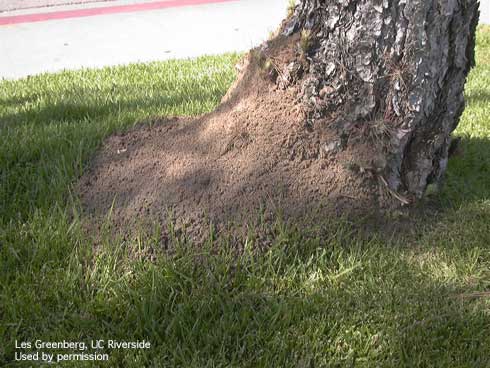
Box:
[1,27,489,367]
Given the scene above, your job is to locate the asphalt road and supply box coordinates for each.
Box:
[0,0,488,80]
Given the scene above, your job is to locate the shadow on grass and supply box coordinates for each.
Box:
[441,136,490,206]
[5,226,488,367]
[0,88,221,128]
[466,91,490,105]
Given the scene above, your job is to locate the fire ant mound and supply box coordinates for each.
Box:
[78,35,395,242]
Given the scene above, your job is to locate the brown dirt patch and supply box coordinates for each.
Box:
[78,35,395,242]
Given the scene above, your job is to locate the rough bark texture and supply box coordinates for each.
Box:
[285,0,479,198]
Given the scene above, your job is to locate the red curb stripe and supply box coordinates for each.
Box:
[0,0,236,26]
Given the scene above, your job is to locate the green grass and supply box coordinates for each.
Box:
[1,27,490,367]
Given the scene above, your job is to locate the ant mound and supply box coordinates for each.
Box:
[78,35,393,241]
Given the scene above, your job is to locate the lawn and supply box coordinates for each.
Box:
[1,28,489,367]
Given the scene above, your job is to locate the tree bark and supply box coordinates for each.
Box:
[283,0,479,198]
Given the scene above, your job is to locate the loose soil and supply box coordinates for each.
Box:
[78,35,396,242]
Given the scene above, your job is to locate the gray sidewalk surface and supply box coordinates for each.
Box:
[0,0,290,80]
[0,0,110,12]
[481,1,489,24]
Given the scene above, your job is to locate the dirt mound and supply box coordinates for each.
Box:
[78,35,393,241]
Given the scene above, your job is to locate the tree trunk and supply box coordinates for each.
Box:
[283,0,479,199]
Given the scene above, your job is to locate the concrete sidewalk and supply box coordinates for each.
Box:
[0,0,290,80]
[0,0,111,12]
[481,1,490,24]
